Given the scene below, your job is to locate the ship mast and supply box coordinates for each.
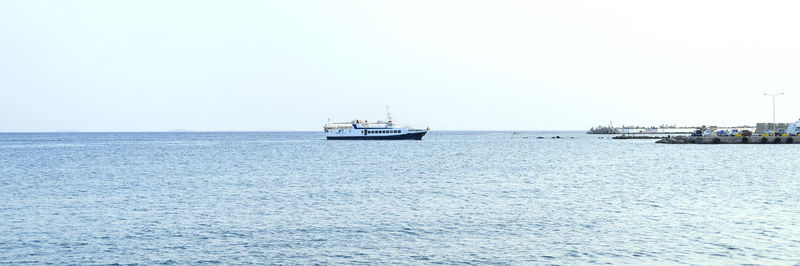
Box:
[386,105,393,127]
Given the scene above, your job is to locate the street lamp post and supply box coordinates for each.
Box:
[764,92,784,134]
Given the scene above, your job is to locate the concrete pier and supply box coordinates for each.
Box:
[689,136,799,144]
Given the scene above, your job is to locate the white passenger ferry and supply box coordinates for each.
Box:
[324,109,429,140]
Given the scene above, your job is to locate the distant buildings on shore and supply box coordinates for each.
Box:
[588,124,755,134]
[590,118,800,135]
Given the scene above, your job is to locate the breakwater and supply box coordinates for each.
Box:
[657,135,800,144]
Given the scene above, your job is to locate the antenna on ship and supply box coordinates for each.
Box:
[386,105,393,127]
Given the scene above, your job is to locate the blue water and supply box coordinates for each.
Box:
[1,131,799,264]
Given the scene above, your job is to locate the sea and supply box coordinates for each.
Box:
[1,131,799,264]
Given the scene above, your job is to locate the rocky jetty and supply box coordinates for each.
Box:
[655,136,693,144]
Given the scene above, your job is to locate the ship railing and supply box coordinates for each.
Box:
[324,125,352,130]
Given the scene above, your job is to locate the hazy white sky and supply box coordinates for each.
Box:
[1,1,799,131]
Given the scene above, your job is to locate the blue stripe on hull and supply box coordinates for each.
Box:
[327,131,427,140]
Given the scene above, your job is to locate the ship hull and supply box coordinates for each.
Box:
[326,131,427,140]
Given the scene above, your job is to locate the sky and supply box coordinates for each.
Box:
[1,1,799,131]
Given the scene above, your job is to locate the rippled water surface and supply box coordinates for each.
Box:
[1,131,799,264]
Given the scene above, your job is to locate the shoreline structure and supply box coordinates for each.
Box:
[587,125,754,135]
[657,135,800,144]
[593,119,800,144]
